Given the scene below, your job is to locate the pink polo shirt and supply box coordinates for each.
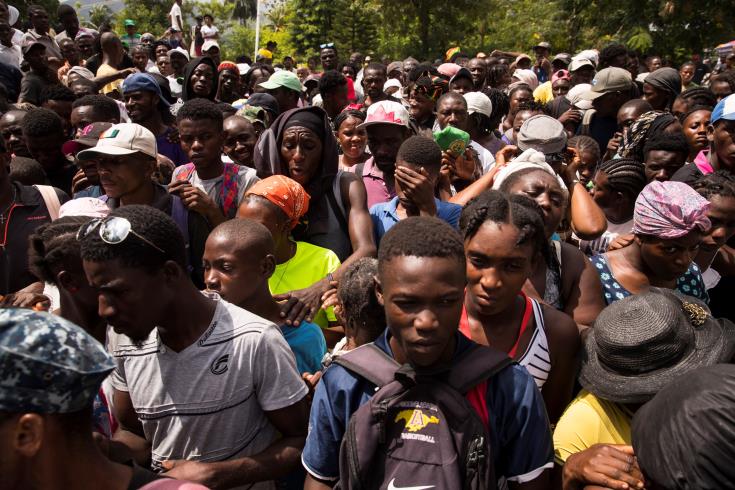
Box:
[360,157,396,209]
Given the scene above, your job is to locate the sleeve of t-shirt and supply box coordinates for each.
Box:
[106,334,129,392]
[301,366,351,481]
[553,395,603,464]
[439,202,462,230]
[253,323,308,411]
[369,204,385,246]
[19,76,40,105]
[489,364,554,483]
[236,166,260,205]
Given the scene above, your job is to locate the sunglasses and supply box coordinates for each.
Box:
[77,216,165,254]
[320,43,335,49]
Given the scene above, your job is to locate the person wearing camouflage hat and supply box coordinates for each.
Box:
[0,309,195,489]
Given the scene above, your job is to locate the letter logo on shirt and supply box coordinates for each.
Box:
[210,354,229,375]
[394,409,439,432]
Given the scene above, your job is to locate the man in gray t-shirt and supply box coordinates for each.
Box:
[80,204,309,490]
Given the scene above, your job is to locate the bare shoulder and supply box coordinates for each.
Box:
[540,302,580,346]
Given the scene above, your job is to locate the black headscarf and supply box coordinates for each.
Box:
[182,56,219,101]
[254,106,338,204]
[644,67,682,98]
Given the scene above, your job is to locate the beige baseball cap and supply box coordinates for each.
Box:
[581,67,633,101]
[77,123,157,160]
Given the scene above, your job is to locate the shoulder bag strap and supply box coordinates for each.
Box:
[34,185,61,221]
[446,343,513,394]
[332,343,401,387]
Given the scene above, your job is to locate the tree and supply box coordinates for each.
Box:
[234,0,258,23]
[88,5,116,30]
[116,0,172,37]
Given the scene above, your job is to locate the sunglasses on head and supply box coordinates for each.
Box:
[320,43,335,49]
[77,216,165,254]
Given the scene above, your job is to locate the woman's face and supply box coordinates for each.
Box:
[577,149,599,186]
[280,126,323,186]
[638,230,702,281]
[642,82,670,111]
[508,89,532,117]
[682,110,711,156]
[506,170,566,237]
[337,116,367,160]
[155,44,169,58]
[341,65,356,79]
[465,221,536,316]
[191,63,214,97]
[700,195,735,252]
[511,109,539,142]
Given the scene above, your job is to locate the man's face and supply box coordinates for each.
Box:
[60,40,78,62]
[284,57,294,70]
[570,66,594,85]
[642,83,668,111]
[320,48,337,71]
[83,258,167,341]
[644,150,686,182]
[552,79,571,98]
[449,77,473,95]
[617,105,643,136]
[219,70,239,94]
[711,80,732,102]
[126,25,136,36]
[366,124,407,172]
[0,112,30,157]
[71,106,103,136]
[132,51,148,71]
[169,54,187,74]
[534,47,549,60]
[709,120,735,170]
[96,153,153,199]
[394,160,437,211]
[647,57,662,72]
[223,117,257,166]
[156,55,172,76]
[362,68,386,99]
[25,133,65,171]
[268,87,298,114]
[203,234,263,306]
[592,91,624,118]
[436,98,468,131]
[377,255,465,368]
[408,89,434,123]
[24,46,47,71]
[680,65,695,84]
[43,100,73,137]
[178,118,224,170]
[467,59,487,88]
[60,12,79,33]
[29,9,50,33]
[76,37,94,59]
[124,90,158,123]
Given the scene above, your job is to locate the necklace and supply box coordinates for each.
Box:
[273,240,297,292]
[0,186,17,226]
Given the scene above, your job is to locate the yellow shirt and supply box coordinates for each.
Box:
[269,241,341,328]
[534,81,554,105]
[97,63,122,95]
[553,389,632,464]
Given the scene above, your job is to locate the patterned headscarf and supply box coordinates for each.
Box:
[632,181,711,239]
[245,175,311,229]
[619,111,677,161]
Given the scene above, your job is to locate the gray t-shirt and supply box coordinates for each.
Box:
[172,163,259,215]
[108,295,308,489]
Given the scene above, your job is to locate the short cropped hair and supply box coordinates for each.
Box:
[396,136,442,172]
[176,97,224,126]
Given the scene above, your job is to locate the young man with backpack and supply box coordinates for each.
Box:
[302,217,553,489]
[170,98,259,224]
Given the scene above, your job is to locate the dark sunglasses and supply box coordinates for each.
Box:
[77,216,165,254]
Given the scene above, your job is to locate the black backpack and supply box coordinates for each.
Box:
[333,342,512,490]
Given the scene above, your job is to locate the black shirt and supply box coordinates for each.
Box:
[670,163,704,186]
[0,182,69,295]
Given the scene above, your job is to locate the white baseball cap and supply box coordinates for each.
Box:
[358,100,410,129]
[167,46,190,61]
[77,123,157,160]
[202,40,220,52]
[464,92,493,117]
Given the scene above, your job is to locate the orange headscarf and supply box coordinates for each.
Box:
[245,175,311,229]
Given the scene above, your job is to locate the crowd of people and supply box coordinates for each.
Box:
[3,1,735,489]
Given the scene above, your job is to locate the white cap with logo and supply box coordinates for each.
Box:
[77,123,158,160]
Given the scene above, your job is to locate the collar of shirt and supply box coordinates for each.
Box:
[362,157,384,180]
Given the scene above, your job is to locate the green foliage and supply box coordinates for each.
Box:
[88,5,115,30]
[116,0,172,36]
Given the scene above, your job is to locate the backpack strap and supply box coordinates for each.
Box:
[34,185,61,221]
[332,343,401,387]
[221,162,240,218]
[447,343,513,394]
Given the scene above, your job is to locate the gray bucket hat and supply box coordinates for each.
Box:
[517,114,567,155]
[580,288,735,404]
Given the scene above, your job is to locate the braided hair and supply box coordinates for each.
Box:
[337,257,385,344]
[692,170,735,200]
[460,190,547,259]
[568,135,601,162]
[333,109,365,133]
[680,104,713,126]
[28,216,91,284]
[674,87,717,114]
[596,158,647,200]
[483,87,510,127]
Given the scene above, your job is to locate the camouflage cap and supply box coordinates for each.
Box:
[0,309,115,414]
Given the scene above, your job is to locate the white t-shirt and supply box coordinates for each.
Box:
[169,3,183,31]
[578,218,634,257]
[172,163,259,214]
[200,24,218,39]
[108,295,308,489]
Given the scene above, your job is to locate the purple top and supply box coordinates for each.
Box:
[361,157,396,209]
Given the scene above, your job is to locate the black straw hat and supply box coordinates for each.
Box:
[579,288,735,404]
